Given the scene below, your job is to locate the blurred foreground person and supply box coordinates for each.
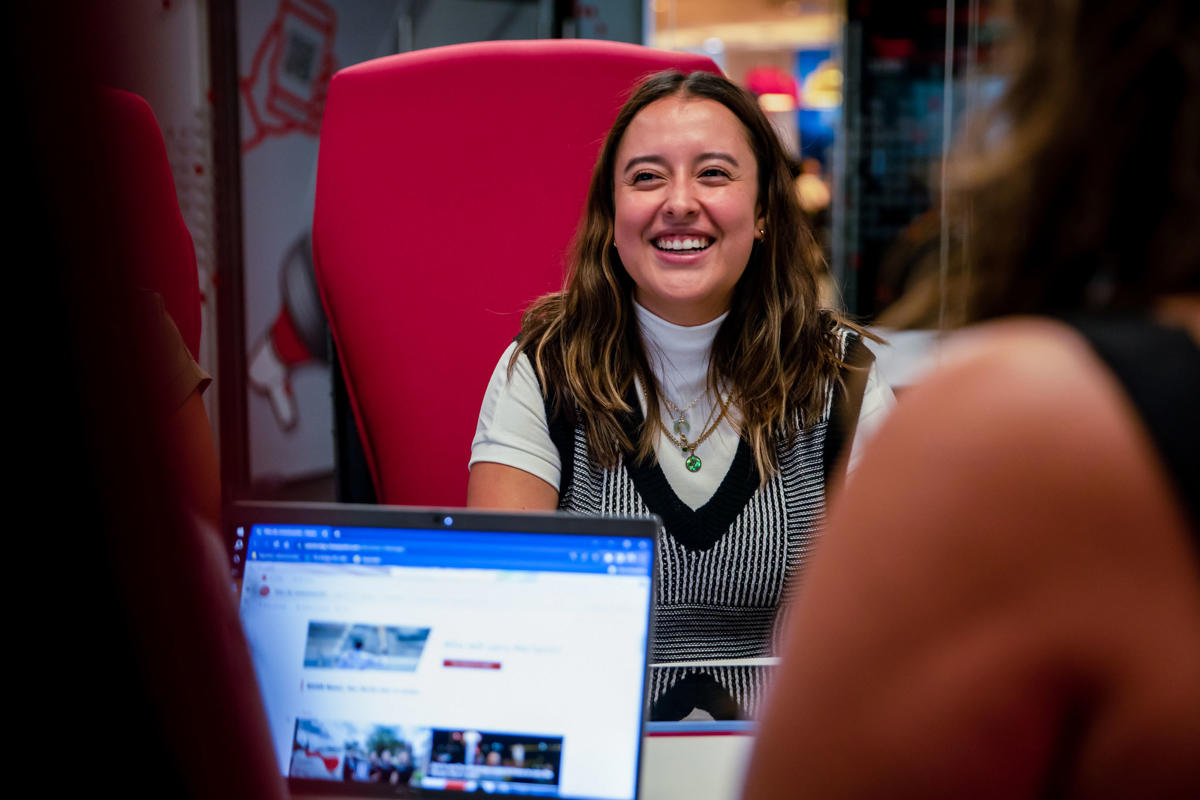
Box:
[744,0,1199,797]
[10,3,285,795]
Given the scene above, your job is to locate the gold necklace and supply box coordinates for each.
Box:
[643,381,730,473]
[663,392,704,438]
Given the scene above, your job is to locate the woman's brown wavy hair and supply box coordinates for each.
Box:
[515,69,856,481]
[955,0,1200,319]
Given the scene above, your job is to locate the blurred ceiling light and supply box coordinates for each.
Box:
[801,59,842,109]
[758,93,797,113]
[703,37,724,54]
[653,16,838,51]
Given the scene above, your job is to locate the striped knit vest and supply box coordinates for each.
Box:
[541,326,872,721]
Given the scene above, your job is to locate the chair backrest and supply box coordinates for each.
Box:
[313,40,719,506]
[99,88,202,359]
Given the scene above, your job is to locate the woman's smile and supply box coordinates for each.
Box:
[651,229,714,258]
[653,236,712,253]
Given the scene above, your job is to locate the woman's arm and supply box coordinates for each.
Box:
[466,462,558,510]
[467,342,562,510]
[743,321,1200,798]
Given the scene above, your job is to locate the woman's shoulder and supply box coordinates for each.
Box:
[917,317,1200,794]
[931,314,1195,450]
[758,315,1200,797]
[900,316,1172,497]
[854,316,1199,622]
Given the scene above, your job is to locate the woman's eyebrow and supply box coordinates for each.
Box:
[696,151,739,167]
[622,152,741,173]
[622,155,669,173]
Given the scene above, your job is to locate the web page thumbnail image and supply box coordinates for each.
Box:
[304,620,431,671]
[289,718,431,786]
[427,729,564,786]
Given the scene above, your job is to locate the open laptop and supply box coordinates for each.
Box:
[231,501,659,800]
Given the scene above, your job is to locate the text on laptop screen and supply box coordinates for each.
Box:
[237,520,653,799]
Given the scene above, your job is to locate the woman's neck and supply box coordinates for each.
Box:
[634,299,727,401]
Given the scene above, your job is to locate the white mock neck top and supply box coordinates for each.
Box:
[633,300,741,508]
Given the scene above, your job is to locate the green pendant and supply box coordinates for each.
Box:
[674,418,691,436]
[685,454,702,472]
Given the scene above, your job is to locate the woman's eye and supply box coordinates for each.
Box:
[632,171,659,183]
[700,167,731,179]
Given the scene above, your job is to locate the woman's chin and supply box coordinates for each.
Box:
[636,291,732,326]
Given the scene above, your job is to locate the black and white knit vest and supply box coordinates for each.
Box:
[540,326,873,720]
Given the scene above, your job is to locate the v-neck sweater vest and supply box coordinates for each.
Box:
[543,326,869,720]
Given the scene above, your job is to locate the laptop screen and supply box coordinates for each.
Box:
[233,503,657,800]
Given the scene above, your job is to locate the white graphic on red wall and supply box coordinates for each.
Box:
[241,0,338,154]
[248,231,328,430]
[242,0,338,431]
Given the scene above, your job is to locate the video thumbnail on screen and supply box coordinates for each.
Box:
[428,729,563,786]
[290,718,431,786]
[304,621,431,671]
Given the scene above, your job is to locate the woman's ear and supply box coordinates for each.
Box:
[755,215,766,240]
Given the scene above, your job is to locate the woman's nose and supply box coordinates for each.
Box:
[663,180,699,218]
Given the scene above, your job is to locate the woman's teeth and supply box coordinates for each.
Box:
[654,237,712,252]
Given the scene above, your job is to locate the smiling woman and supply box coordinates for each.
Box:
[467,70,895,720]
[613,94,763,326]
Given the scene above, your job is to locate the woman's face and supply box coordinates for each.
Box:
[612,94,763,326]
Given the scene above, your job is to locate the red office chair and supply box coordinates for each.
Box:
[313,39,719,506]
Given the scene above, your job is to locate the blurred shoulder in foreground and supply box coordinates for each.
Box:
[744,309,1200,798]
